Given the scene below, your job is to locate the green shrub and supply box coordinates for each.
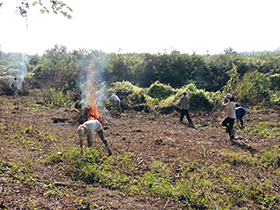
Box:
[270,91,280,105]
[177,83,216,111]
[127,89,147,105]
[236,70,271,105]
[147,81,175,100]
[189,90,213,111]
[43,87,72,107]
[269,73,280,91]
[109,81,141,94]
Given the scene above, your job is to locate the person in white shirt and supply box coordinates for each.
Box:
[77,119,112,156]
[11,77,19,98]
[179,91,193,126]
[222,93,236,139]
[110,93,122,115]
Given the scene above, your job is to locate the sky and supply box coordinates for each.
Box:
[1,0,280,55]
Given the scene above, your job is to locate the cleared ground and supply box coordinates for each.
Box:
[0,93,279,209]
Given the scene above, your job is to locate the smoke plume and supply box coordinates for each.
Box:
[8,53,28,89]
[76,54,108,109]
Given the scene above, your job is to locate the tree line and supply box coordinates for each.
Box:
[0,45,280,107]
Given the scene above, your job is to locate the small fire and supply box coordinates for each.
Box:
[87,104,108,125]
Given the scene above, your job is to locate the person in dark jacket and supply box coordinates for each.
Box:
[235,104,246,129]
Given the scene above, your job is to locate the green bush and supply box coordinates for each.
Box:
[177,83,217,111]
[147,81,175,100]
[109,81,141,94]
[189,90,213,111]
[236,70,271,105]
[43,87,72,107]
[270,91,280,105]
[269,73,280,91]
[127,89,147,105]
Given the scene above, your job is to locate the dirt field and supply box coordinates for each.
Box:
[0,93,280,209]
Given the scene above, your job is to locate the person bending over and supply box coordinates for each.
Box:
[235,104,246,129]
[77,119,112,156]
[110,93,122,115]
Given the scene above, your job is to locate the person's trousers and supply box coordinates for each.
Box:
[239,117,244,127]
[97,130,112,155]
[13,88,18,98]
[222,117,235,132]
[110,101,122,114]
[180,109,192,123]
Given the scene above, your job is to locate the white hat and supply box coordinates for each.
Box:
[225,93,233,99]
[77,127,85,138]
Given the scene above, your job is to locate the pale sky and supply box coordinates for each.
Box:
[1,0,280,55]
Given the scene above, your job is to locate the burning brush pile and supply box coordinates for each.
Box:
[73,60,109,125]
[71,103,107,125]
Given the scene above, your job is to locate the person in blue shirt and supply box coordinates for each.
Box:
[235,104,246,129]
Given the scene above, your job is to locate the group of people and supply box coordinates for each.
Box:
[78,90,247,156]
[179,91,246,140]
[10,77,245,155]
[9,77,246,154]
[221,93,246,140]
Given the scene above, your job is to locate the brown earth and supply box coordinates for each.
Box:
[0,92,279,209]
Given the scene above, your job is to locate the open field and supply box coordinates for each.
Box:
[0,92,280,209]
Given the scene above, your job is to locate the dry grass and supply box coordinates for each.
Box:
[0,92,280,209]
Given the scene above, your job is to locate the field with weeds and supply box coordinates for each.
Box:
[1,92,280,209]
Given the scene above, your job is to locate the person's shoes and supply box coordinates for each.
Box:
[188,122,196,129]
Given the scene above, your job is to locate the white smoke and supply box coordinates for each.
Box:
[76,53,109,109]
[8,53,29,89]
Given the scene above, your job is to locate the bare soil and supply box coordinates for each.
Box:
[0,93,279,209]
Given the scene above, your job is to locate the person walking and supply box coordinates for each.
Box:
[77,119,112,156]
[179,91,194,127]
[11,77,19,98]
[110,93,122,115]
[235,104,246,129]
[222,93,236,140]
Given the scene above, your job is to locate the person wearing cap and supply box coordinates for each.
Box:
[77,119,112,156]
[222,93,236,139]
[179,91,194,127]
[110,93,122,115]
[235,104,246,129]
